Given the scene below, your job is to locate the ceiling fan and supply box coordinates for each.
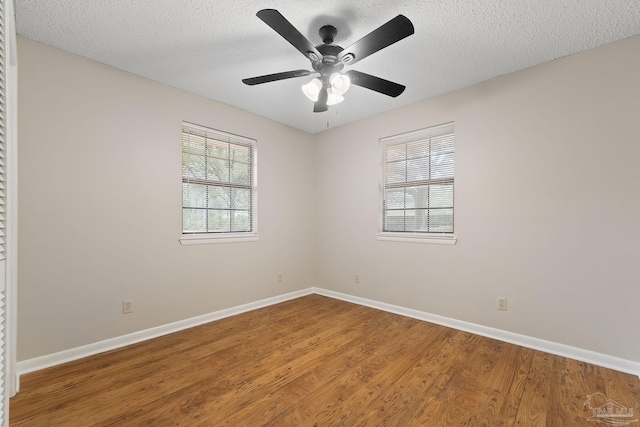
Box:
[242,9,415,113]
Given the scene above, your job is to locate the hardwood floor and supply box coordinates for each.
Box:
[10,295,640,426]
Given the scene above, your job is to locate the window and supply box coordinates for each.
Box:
[379,122,455,242]
[181,122,257,242]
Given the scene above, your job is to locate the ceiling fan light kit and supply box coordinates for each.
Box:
[330,73,350,95]
[242,9,414,113]
[302,73,350,105]
[301,78,323,101]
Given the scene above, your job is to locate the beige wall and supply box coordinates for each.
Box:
[18,35,640,364]
[17,37,316,360]
[314,35,640,362]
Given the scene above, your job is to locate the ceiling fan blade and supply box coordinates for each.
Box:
[242,69,312,86]
[257,9,323,63]
[345,70,406,97]
[338,15,414,66]
[314,87,328,112]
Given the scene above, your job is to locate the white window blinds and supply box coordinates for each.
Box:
[182,122,257,234]
[380,122,455,234]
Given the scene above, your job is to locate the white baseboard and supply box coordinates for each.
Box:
[312,288,640,377]
[17,287,640,381]
[16,288,314,378]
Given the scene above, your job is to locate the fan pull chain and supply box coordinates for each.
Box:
[327,102,341,128]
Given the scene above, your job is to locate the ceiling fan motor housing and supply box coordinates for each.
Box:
[313,43,345,78]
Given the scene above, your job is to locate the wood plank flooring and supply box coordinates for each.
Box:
[10,295,640,426]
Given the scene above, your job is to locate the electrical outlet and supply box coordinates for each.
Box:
[123,299,134,314]
[497,297,507,311]
[278,272,283,282]
[355,274,360,283]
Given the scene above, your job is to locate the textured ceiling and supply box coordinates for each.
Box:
[15,0,640,134]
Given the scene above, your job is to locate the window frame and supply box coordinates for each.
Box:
[180,122,258,245]
[377,122,456,245]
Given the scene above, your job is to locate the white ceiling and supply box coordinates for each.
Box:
[15,0,640,134]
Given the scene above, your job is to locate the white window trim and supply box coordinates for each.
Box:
[180,233,259,245]
[376,232,457,245]
[181,122,258,244]
[378,122,456,244]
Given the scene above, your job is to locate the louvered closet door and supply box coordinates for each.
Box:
[0,0,8,423]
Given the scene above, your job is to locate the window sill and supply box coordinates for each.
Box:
[376,233,457,245]
[180,233,260,245]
